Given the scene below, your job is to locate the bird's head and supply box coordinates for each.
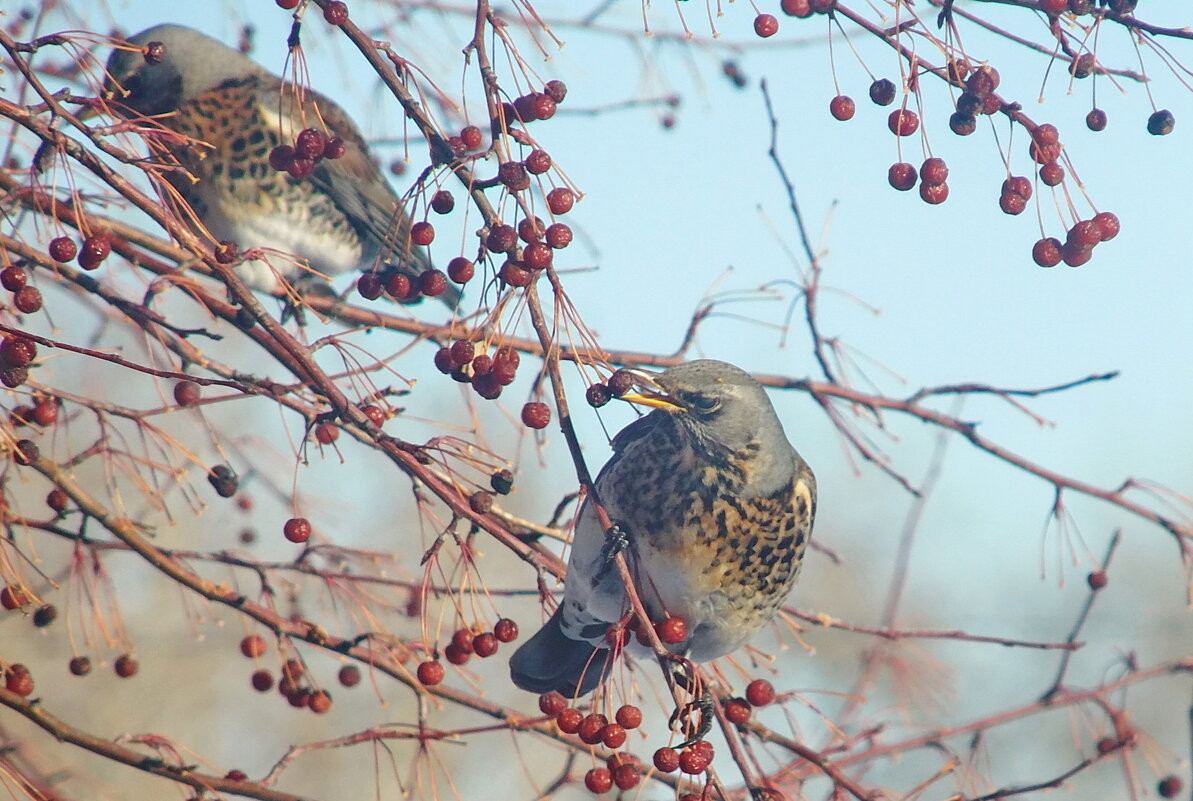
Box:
[103,25,265,117]
[619,359,784,454]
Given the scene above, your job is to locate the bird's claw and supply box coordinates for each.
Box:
[595,523,631,582]
[669,692,715,747]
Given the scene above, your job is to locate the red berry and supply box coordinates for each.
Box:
[781,0,813,16]
[521,401,551,429]
[556,707,583,733]
[114,654,138,678]
[269,144,294,171]
[486,224,518,253]
[446,257,474,283]
[286,157,315,179]
[545,223,572,248]
[1003,176,1032,199]
[322,136,345,159]
[473,632,498,657]
[546,187,575,215]
[47,488,68,512]
[998,191,1027,215]
[417,660,444,685]
[433,347,455,374]
[678,747,710,774]
[430,190,455,215]
[494,618,519,642]
[657,616,688,644]
[578,713,609,744]
[277,0,300,8]
[32,400,57,426]
[1087,570,1108,590]
[725,697,752,724]
[308,690,332,713]
[14,286,43,313]
[323,1,349,25]
[584,767,613,794]
[601,723,627,748]
[240,635,267,658]
[612,763,639,791]
[411,221,435,246]
[544,80,568,104]
[919,157,948,186]
[48,236,77,262]
[1029,140,1061,165]
[294,128,327,160]
[450,339,475,365]
[69,655,92,676]
[1060,241,1092,268]
[1093,211,1120,241]
[1,585,29,610]
[539,690,567,716]
[283,517,311,543]
[0,266,27,291]
[339,665,361,687]
[450,630,476,655]
[460,125,483,150]
[614,704,642,729]
[809,0,836,10]
[5,665,33,696]
[829,95,855,121]
[1,336,36,367]
[753,14,779,37]
[525,149,552,175]
[174,380,200,407]
[966,66,1000,98]
[653,747,680,772]
[1038,0,1067,14]
[445,643,470,665]
[888,162,917,191]
[419,269,448,297]
[357,273,383,300]
[522,242,553,270]
[385,272,415,300]
[1032,238,1063,268]
[746,678,776,706]
[1096,736,1119,755]
[315,422,338,444]
[362,404,386,426]
[888,108,920,136]
[1068,220,1102,248]
[919,182,948,205]
[518,216,546,243]
[1039,161,1065,186]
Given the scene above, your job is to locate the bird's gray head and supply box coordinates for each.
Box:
[104,25,267,117]
[632,360,789,455]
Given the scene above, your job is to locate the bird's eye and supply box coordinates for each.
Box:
[688,394,721,415]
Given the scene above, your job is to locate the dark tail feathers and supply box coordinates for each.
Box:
[509,607,609,697]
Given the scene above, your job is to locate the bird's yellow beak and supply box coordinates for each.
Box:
[616,370,685,413]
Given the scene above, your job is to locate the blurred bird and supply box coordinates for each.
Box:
[510,359,816,696]
[103,24,455,305]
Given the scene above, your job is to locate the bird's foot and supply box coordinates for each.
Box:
[663,656,713,745]
[595,522,631,582]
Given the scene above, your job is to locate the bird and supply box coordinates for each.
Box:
[510,359,816,697]
[102,24,456,306]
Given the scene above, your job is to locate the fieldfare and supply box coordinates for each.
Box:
[103,24,455,305]
[510,359,817,696]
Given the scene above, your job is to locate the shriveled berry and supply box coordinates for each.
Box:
[888,108,920,136]
[746,678,776,706]
[269,144,295,172]
[1072,52,1095,79]
[829,95,854,121]
[1032,238,1063,268]
[544,80,568,104]
[33,603,57,626]
[486,224,518,253]
[584,767,613,794]
[966,65,1000,98]
[888,162,917,191]
[512,94,539,122]
[1087,570,1108,590]
[949,111,977,136]
[284,517,311,543]
[323,0,349,25]
[460,125,483,150]
[469,490,492,515]
[69,655,92,676]
[654,747,680,772]
[725,697,752,724]
[657,616,688,644]
[546,187,575,215]
[1033,122,1059,143]
[498,161,530,192]
[446,257,474,284]
[753,14,779,37]
[490,469,514,494]
[48,236,77,262]
[1158,776,1183,799]
[586,383,612,408]
[13,439,39,465]
[615,704,642,729]
[1086,108,1107,132]
[417,660,444,685]
[521,402,551,429]
[1,336,36,367]
[869,78,896,106]
[494,618,519,642]
[240,635,267,658]
[1147,109,1175,136]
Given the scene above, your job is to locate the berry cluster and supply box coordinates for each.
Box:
[416,620,520,684]
[433,341,521,401]
[0,333,39,389]
[267,127,345,180]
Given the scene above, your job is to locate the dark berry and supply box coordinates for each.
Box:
[14,286,43,313]
[1087,570,1108,590]
[1086,108,1107,131]
[869,78,896,106]
[322,137,346,159]
[653,747,680,773]
[544,80,568,104]
[357,273,383,300]
[430,190,454,215]
[490,469,514,494]
[48,236,77,262]
[410,221,435,246]
[525,149,552,175]
[268,144,295,172]
[0,266,27,291]
[419,269,447,297]
[498,161,530,192]
[294,128,327,160]
[1147,109,1175,136]
[586,383,612,408]
[486,224,518,253]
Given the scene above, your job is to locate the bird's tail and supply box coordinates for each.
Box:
[509,606,609,697]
